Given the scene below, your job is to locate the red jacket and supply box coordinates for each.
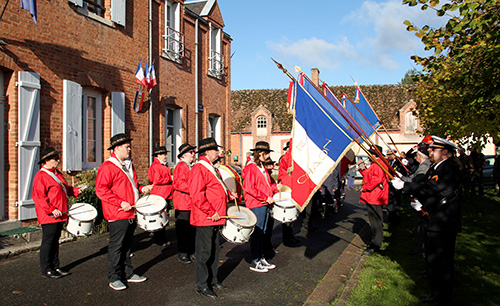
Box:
[189,156,227,227]
[148,158,173,200]
[173,160,192,210]
[278,151,292,187]
[359,158,389,205]
[242,162,278,209]
[32,168,79,225]
[96,154,146,221]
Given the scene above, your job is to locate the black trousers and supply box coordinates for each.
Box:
[175,210,196,256]
[366,204,384,249]
[108,219,136,282]
[426,230,457,302]
[40,222,64,273]
[195,226,219,290]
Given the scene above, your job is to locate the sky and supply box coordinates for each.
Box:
[216,0,449,90]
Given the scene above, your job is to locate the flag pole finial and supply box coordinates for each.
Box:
[271,58,295,81]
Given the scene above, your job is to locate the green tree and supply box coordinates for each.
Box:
[403,0,500,148]
[399,68,420,85]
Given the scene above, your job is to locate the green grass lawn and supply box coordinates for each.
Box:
[346,189,500,306]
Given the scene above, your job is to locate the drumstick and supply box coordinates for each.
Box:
[52,203,85,217]
[206,215,241,219]
[232,189,240,212]
[118,201,154,211]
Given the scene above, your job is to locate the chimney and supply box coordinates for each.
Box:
[311,68,320,87]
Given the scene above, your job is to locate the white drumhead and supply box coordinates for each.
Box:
[227,206,257,227]
[273,191,295,207]
[135,195,166,213]
[69,203,97,221]
[219,165,237,193]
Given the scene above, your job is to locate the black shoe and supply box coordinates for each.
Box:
[55,268,71,276]
[212,282,228,290]
[197,288,217,298]
[283,238,300,247]
[178,254,192,264]
[42,270,62,279]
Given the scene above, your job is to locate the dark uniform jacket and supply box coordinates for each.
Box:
[403,158,462,233]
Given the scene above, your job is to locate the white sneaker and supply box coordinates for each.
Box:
[260,258,276,270]
[127,274,147,283]
[249,260,268,273]
[109,280,127,291]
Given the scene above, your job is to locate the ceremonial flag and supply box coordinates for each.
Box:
[299,74,360,142]
[290,80,353,210]
[133,87,142,112]
[135,61,147,87]
[343,87,382,139]
[144,61,150,86]
[148,64,157,90]
[21,0,37,24]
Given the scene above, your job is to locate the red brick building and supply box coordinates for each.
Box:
[0,0,231,222]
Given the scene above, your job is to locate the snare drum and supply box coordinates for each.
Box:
[66,203,98,236]
[271,191,299,223]
[135,195,169,232]
[220,206,257,244]
[218,165,242,202]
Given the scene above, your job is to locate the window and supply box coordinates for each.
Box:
[163,1,184,61]
[405,111,417,134]
[208,23,224,78]
[83,0,105,18]
[69,0,125,26]
[257,116,267,128]
[165,108,182,164]
[82,89,103,169]
[208,115,221,145]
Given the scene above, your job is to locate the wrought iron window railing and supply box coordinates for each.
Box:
[163,26,184,61]
[208,49,224,78]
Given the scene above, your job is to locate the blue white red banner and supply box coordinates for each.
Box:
[290,80,353,210]
[342,87,381,139]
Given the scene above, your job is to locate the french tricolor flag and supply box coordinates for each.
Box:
[290,81,353,210]
[135,61,148,87]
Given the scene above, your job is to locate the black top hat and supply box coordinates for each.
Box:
[263,157,275,165]
[197,137,223,153]
[428,136,458,150]
[178,143,197,159]
[250,141,273,152]
[283,141,290,151]
[38,147,60,164]
[152,146,168,156]
[107,133,133,150]
[368,145,382,155]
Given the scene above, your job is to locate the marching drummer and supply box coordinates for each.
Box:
[148,145,173,246]
[242,141,279,273]
[95,133,153,291]
[173,143,197,263]
[278,140,299,246]
[189,137,235,298]
[32,147,81,279]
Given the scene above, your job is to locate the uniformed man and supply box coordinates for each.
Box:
[392,136,461,304]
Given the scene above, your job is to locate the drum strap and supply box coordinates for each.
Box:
[41,168,67,196]
[199,159,229,196]
[177,159,192,169]
[107,157,140,203]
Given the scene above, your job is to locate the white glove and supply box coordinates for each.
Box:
[357,161,366,171]
[391,177,404,190]
[401,158,409,166]
[410,199,422,211]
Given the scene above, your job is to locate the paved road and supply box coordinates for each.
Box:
[0,190,367,306]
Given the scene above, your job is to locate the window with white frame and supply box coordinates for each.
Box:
[256,115,267,136]
[405,111,417,134]
[165,107,182,164]
[69,0,125,26]
[82,89,103,169]
[208,23,224,78]
[163,0,184,61]
[208,115,221,145]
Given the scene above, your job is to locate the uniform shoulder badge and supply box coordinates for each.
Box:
[431,175,439,181]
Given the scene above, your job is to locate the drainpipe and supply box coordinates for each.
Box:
[148,0,153,165]
[0,72,4,219]
[195,19,199,147]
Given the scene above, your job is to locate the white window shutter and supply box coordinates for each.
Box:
[111,0,126,26]
[111,92,125,135]
[17,71,41,220]
[63,80,83,172]
[68,0,83,7]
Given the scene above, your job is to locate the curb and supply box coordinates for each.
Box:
[0,236,76,260]
[304,234,367,306]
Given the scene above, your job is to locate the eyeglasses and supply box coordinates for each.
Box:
[189,150,196,154]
